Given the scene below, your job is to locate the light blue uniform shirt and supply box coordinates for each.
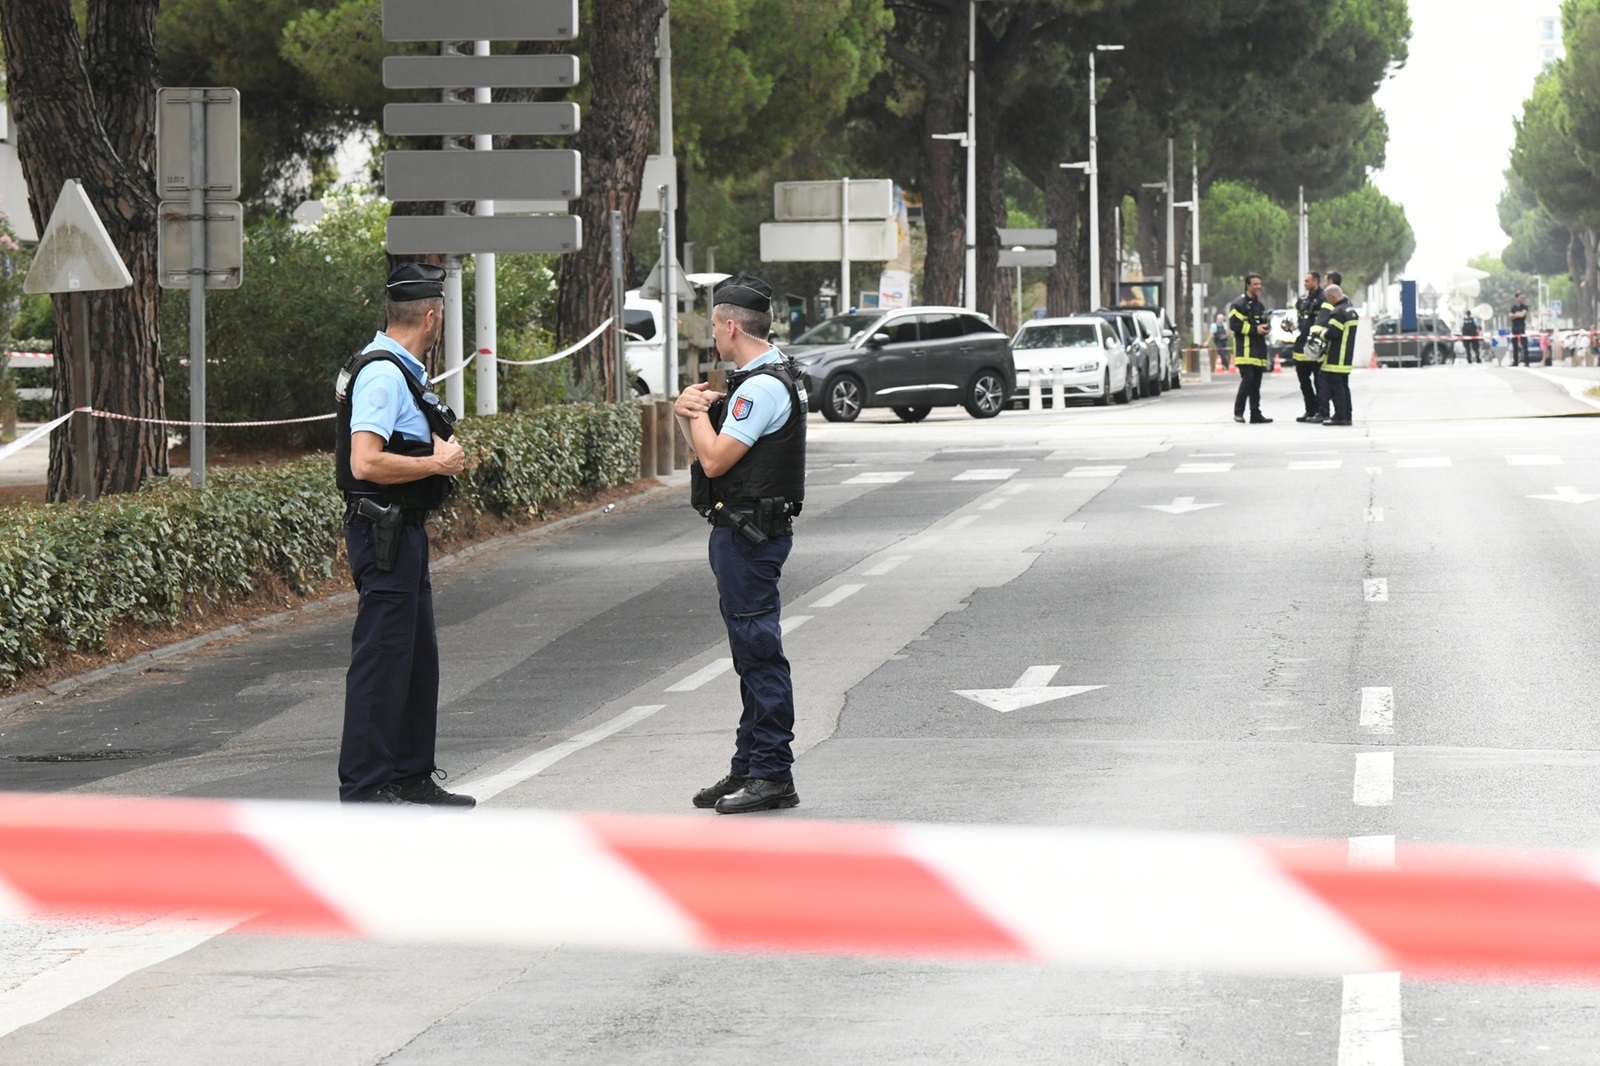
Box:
[349,332,431,443]
[720,349,796,447]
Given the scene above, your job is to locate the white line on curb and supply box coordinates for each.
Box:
[1338,971,1403,1066]
[465,704,667,801]
[946,515,981,531]
[809,584,864,609]
[665,660,733,692]
[1360,688,1394,735]
[862,555,911,576]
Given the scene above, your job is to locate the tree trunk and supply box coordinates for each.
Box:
[1134,188,1160,283]
[1042,167,1082,316]
[1,0,165,500]
[553,0,665,399]
[897,15,967,309]
[1582,228,1598,332]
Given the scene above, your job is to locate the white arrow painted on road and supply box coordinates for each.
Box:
[1528,485,1600,504]
[1143,496,1222,515]
[953,664,1103,713]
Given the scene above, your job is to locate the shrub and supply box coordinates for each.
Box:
[0,401,640,687]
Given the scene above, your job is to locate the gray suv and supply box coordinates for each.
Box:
[788,306,1015,422]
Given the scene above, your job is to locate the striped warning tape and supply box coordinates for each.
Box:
[3,791,1600,981]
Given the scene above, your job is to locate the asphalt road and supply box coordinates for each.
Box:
[5,363,1600,1064]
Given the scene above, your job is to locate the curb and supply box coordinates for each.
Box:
[0,479,680,714]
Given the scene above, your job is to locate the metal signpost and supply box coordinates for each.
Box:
[156,87,242,488]
[21,180,135,502]
[761,180,899,293]
[381,0,584,417]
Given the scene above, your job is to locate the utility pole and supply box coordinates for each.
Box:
[473,38,497,415]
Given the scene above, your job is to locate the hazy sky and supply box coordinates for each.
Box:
[1370,0,1561,285]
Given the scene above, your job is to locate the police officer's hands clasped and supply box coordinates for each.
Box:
[675,381,725,420]
[432,432,466,476]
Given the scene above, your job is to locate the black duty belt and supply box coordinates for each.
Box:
[344,499,428,526]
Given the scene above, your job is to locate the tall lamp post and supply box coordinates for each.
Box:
[931,0,991,311]
[1086,44,1123,309]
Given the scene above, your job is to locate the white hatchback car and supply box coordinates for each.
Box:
[1009,316,1132,407]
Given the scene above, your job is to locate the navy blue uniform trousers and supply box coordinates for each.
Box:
[708,526,795,783]
[340,520,439,801]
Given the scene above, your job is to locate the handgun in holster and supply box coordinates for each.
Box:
[714,502,768,547]
[356,497,404,572]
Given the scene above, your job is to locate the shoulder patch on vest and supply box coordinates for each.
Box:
[732,396,753,421]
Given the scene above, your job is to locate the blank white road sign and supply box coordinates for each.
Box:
[381,0,577,41]
[384,150,581,202]
[386,215,582,256]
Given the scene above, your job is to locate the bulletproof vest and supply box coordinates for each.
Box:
[333,348,456,510]
[694,358,807,515]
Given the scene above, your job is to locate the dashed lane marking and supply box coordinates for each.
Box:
[945,515,980,531]
[1364,578,1389,602]
[1365,467,1384,475]
[1175,463,1234,474]
[1065,465,1125,478]
[665,660,733,692]
[1365,508,1384,522]
[1395,457,1451,469]
[862,555,911,576]
[1360,687,1394,735]
[979,499,1008,511]
[809,583,864,609]
[1190,452,1235,457]
[1289,460,1343,471]
[465,704,667,802]
[1352,752,1395,807]
[1003,482,1034,495]
[1347,835,1397,868]
[953,468,1019,481]
[780,615,813,635]
[843,471,913,484]
[1338,972,1404,1066]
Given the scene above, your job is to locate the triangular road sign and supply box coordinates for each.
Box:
[638,254,692,303]
[23,179,133,294]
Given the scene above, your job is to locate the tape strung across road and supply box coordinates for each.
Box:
[4,791,1600,982]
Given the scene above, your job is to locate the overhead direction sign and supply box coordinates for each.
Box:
[382,0,577,41]
[384,149,580,202]
[383,102,579,137]
[155,88,241,200]
[383,54,579,89]
[23,180,133,294]
[386,215,582,256]
[997,249,1056,268]
[774,179,894,222]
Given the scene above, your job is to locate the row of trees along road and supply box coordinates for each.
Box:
[0,0,1410,499]
[1505,0,1600,329]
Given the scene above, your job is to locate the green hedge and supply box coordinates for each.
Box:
[0,402,640,687]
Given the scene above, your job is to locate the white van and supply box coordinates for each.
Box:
[623,292,666,396]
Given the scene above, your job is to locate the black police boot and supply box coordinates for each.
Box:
[1249,414,1273,424]
[692,773,749,809]
[1233,414,1246,423]
[714,777,800,815]
[394,772,477,808]
[352,783,415,805]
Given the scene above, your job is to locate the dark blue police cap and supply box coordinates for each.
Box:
[713,272,773,313]
[387,261,446,302]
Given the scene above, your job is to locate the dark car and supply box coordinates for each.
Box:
[787,306,1015,422]
[1089,309,1162,398]
[1373,315,1454,367]
[1128,306,1183,390]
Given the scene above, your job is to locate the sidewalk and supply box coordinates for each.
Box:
[0,423,49,488]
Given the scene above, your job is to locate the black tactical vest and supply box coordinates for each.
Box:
[334,348,456,511]
[695,357,807,516]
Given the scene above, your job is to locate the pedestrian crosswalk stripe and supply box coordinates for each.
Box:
[953,468,1019,481]
[861,555,910,576]
[1507,455,1561,466]
[1176,463,1233,473]
[844,471,913,484]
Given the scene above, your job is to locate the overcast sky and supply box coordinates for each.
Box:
[1370,0,1561,285]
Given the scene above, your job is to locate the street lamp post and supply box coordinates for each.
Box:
[1011,245,1026,321]
[1087,44,1123,309]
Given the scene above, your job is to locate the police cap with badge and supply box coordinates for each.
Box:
[713,272,774,314]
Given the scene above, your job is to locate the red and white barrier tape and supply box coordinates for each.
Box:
[0,408,79,465]
[4,350,53,367]
[496,317,614,366]
[4,791,1600,981]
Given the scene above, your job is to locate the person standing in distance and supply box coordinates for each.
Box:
[1461,311,1482,364]
[1211,312,1231,371]
[1229,273,1272,423]
[1318,283,1358,426]
[1291,271,1324,422]
[674,273,808,815]
[1509,293,1530,365]
[334,262,473,806]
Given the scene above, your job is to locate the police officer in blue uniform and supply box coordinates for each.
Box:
[334,262,473,806]
[674,273,807,815]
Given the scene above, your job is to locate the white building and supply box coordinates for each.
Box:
[1540,14,1565,68]
[0,102,37,242]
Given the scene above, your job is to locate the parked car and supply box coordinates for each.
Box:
[1089,309,1161,398]
[1128,306,1183,390]
[623,292,667,396]
[1009,317,1132,407]
[1372,314,1454,367]
[787,306,1015,422]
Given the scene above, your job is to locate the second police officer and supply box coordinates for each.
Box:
[673,273,808,815]
[1229,273,1272,423]
[1291,271,1324,423]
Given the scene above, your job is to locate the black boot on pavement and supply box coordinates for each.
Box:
[714,778,800,815]
[394,772,477,808]
[693,773,749,809]
[1249,415,1273,424]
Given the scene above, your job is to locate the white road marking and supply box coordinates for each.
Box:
[1289,460,1343,471]
[0,914,247,1039]
[780,615,813,635]
[1360,687,1394,735]
[1338,972,1404,1066]
[665,659,733,692]
[1003,482,1033,495]
[809,583,864,609]
[1365,466,1384,475]
[1364,578,1389,602]
[953,662,1103,712]
[1190,452,1236,457]
[1291,450,1340,456]
[1143,497,1221,514]
[954,468,1019,481]
[945,515,981,531]
[1528,486,1600,504]
[1065,465,1125,478]
[1507,455,1561,465]
[979,498,1008,511]
[862,555,911,576]
[1061,521,1086,532]
[1365,508,1384,522]
[1176,463,1233,473]
[1347,835,1397,868]
[465,704,667,801]
[843,471,913,484]
[1353,752,1395,806]
[1396,457,1451,469]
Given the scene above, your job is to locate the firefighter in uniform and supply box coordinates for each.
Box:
[674,273,808,814]
[1317,283,1358,425]
[334,261,474,806]
[1229,273,1272,423]
[1292,271,1324,422]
